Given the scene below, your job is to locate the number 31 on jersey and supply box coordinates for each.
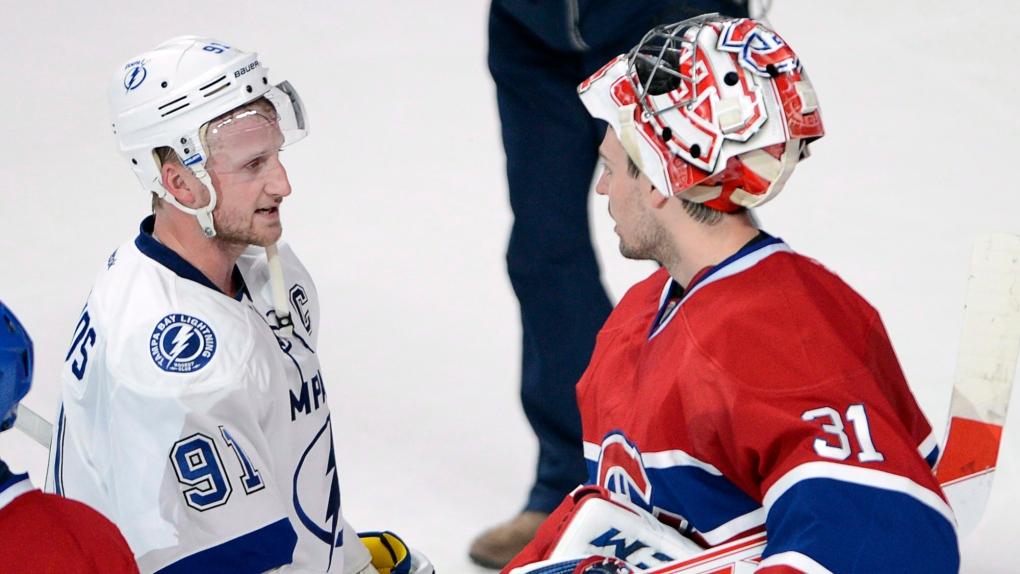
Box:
[802,404,885,463]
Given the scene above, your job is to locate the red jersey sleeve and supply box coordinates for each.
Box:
[0,490,138,573]
[683,254,958,572]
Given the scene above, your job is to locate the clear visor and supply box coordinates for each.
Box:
[201,81,307,177]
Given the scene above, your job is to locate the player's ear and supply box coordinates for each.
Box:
[161,161,203,208]
[645,181,670,210]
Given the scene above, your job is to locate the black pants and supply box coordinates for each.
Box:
[488,0,748,512]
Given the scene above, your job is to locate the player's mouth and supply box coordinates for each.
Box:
[255,206,279,217]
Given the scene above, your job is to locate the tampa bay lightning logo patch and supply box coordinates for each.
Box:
[150,314,217,373]
[123,60,148,92]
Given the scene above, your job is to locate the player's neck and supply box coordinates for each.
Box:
[152,212,244,296]
[661,213,759,288]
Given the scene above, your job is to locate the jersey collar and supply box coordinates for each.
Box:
[684,231,784,298]
[648,231,791,340]
[135,216,249,301]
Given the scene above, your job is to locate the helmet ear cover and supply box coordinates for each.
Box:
[578,15,824,211]
[0,303,33,432]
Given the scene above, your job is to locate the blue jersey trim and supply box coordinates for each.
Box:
[135,216,248,301]
[686,231,779,295]
[154,517,297,574]
[647,231,780,339]
[53,405,66,495]
[585,457,761,536]
[765,477,959,573]
[524,560,584,574]
[648,280,684,339]
[925,445,940,469]
[0,461,27,494]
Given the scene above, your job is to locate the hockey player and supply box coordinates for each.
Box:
[45,37,430,574]
[0,301,138,573]
[503,15,959,573]
[474,2,750,567]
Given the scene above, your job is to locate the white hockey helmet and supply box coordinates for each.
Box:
[578,15,823,212]
[109,36,307,236]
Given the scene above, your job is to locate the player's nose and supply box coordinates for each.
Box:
[595,171,609,196]
[266,159,292,198]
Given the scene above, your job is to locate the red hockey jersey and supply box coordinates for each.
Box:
[576,235,958,572]
[0,471,137,573]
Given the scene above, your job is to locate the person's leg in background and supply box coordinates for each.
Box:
[469,6,611,568]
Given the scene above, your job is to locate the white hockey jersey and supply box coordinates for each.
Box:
[46,217,371,574]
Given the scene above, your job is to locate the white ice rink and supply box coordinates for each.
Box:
[1,1,1018,571]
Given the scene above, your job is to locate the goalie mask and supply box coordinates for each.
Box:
[578,15,823,212]
[109,36,307,237]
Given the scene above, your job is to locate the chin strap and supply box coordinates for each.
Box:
[266,243,294,337]
[191,169,218,238]
[155,184,218,238]
[155,161,219,238]
[729,137,802,208]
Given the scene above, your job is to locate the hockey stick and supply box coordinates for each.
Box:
[636,232,1020,573]
[13,404,52,449]
[935,232,1020,535]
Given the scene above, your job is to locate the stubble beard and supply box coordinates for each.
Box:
[618,216,668,264]
[214,214,282,248]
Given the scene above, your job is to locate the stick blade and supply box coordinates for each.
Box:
[936,232,1020,535]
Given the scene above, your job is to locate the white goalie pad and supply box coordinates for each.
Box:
[518,491,704,572]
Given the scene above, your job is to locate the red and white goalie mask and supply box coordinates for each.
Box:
[578,15,824,212]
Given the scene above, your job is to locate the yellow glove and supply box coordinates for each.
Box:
[358,531,413,574]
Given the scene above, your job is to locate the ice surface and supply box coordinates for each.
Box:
[0,1,1017,572]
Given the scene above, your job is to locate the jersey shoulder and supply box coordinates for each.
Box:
[84,240,264,393]
[680,251,885,392]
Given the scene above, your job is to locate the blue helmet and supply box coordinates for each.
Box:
[0,302,33,432]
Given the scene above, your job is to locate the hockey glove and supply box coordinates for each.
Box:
[358,531,434,574]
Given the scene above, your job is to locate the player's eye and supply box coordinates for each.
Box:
[245,157,264,170]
